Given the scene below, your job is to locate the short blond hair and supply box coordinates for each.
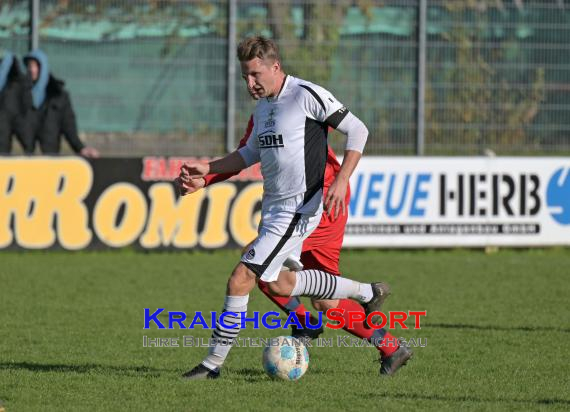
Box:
[237,36,280,63]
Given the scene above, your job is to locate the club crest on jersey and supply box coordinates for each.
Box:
[246,248,255,260]
[258,133,284,148]
[265,108,277,128]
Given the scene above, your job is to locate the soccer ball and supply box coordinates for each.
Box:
[262,336,309,381]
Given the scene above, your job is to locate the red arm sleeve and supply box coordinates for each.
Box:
[203,115,254,186]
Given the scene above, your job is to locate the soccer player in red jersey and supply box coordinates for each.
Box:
[176,114,412,376]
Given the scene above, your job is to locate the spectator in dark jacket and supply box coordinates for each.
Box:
[0,50,33,154]
[23,49,99,157]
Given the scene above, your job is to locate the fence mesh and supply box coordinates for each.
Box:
[0,0,569,156]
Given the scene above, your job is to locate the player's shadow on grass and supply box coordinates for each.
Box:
[230,367,267,383]
[423,323,570,333]
[0,361,168,377]
[231,366,327,383]
[381,392,570,407]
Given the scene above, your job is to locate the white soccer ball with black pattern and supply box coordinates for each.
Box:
[262,336,309,381]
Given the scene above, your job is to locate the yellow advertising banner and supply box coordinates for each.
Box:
[0,157,262,250]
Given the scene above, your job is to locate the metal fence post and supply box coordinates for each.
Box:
[29,0,40,50]
[225,0,237,153]
[416,0,427,156]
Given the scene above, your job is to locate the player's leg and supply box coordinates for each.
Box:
[184,211,317,380]
[281,214,390,327]
[246,212,388,322]
[248,236,319,336]
[240,213,385,311]
[302,216,412,375]
[310,296,412,375]
[182,262,257,380]
[303,248,399,352]
[257,279,323,338]
[268,267,389,322]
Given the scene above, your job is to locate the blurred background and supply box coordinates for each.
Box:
[1,0,569,156]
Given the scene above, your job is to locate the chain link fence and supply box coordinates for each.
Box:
[426,0,570,155]
[1,0,569,156]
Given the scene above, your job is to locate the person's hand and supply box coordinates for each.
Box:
[80,146,100,158]
[324,175,349,220]
[174,176,205,196]
[180,162,210,181]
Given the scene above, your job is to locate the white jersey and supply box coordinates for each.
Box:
[238,75,349,215]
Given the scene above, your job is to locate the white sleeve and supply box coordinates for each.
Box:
[335,112,368,153]
[295,82,350,128]
[238,118,260,166]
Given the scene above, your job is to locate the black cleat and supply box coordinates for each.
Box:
[182,363,220,380]
[362,282,391,328]
[380,345,413,376]
[291,324,324,341]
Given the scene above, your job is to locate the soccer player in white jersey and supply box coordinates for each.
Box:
[179,36,390,380]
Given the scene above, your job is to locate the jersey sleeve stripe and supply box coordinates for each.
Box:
[299,84,326,113]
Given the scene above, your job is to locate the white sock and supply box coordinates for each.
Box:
[202,295,249,370]
[291,269,373,303]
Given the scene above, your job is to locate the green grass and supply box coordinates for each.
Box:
[1,249,569,411]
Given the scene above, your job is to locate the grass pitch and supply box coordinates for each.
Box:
[0,249,569,411]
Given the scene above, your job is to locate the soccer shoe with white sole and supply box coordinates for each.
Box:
[362,282,391,327]
[182,363,220,380]
[380,345,413,376]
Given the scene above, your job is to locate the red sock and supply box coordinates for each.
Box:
[257,280,318,327]
[335,299,399,357]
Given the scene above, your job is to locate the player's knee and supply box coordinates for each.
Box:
[266,281,284,296]
[311,298,339,311]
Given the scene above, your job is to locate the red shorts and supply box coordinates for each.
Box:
[300,189,349,276]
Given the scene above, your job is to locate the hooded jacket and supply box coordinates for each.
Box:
[0,51,33,153]
[24,49,85,154]
[0,52,32,118]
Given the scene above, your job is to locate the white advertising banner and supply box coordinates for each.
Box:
[344,157,570,247]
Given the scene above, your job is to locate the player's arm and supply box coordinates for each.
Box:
[326,113,368,218]
[180,150,248,182]
[176,116,254,196]
[180,119,259,185]
[202,115,254,187]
